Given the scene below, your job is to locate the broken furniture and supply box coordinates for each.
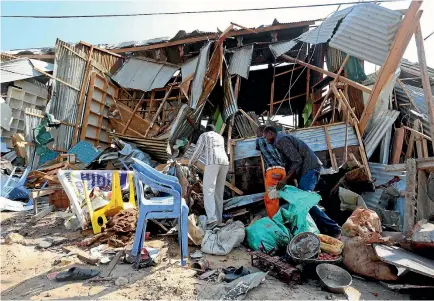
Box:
[83,170,136,234]
[131,158,188,266]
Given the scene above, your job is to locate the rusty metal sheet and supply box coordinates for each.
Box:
[234,138,260,161]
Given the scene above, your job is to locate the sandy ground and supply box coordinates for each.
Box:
[0,211,410,300]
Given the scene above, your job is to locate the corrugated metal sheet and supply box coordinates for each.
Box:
[234,138,260,161]
[228,45,254,79]
[269,40,298,59]
[395,82,431,136]
[104,37,169,49]
[190,42,212,109]
[400,59,434,87]
[222,73,238,121]
[329,3,402,66]
[110,133,170,162]
[297,7,352,44]
[168,103,205,145]
[111,58,178,91]
[289,123,359,152]
[181,57,198,81]
[364,110,400,159]
[361,162,406,209]
[47,39,87,151]
[0,58,53,83]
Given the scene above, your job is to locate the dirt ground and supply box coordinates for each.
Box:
[1,211,410,300]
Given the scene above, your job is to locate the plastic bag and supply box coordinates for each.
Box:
[279,186,320,236]
[246,214,291,252]
[201,221,245,255]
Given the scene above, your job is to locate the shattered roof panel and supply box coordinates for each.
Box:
[290,123,359,152]
[0,58,53,83]
[111,58,178,91]
[228,45,254,79]
[104,37,169,50]
[297,6,352,44]
[329,3,402,66]
[181,57,199,81]
[190,42,212,109]
[269,40,298,58]
[362,162,406,210]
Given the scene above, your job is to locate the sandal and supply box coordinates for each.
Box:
[55,267,100,282]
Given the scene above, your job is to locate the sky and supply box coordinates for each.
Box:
[1,0,433,69]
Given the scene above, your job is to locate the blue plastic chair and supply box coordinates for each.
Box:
[131,158,189,266]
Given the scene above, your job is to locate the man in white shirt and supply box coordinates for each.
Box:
[189,124,229,227]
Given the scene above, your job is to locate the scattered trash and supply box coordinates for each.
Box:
[223,266,250,283]
[190,250,203,259]
[201,221,245,256]
[191,259,210,272]
[38,239,53,249]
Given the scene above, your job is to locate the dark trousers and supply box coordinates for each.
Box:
[299,167,341,236]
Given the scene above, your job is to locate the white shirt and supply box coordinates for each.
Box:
[189,131,229,166]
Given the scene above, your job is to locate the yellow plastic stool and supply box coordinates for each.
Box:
[84,171,136,234]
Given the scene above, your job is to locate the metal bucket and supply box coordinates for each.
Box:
[316,263,352,294]
[287,232,320,262]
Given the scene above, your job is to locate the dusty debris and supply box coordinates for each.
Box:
[5,232,24,245]
[115,276,129,286]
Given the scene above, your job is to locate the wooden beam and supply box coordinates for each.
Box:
[239,109,258,126]
[404,158,416,233]
[306,67,310,103]
[31,66,80,91]
[79,73,97,141]
[414,22,434,148]
[79,41,123,58]
[324,126,337,170]
[281,54,371,94]
[268,93,306,106]
[391,127,404,164]
[275,65,304,77]
[402,125,433,141]
[230,22,259,34]
[110,21,316,54]
[335,87,360,124]
[121,94,145,134]
[384,157,434,172]
[359,2,423,133]
[397,79,421,113]
[353,121,372,180]
[269,65,276,115]
[145,85,173,136]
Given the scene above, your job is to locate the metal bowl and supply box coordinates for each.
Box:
[287,232,321,261]
[316,263,352,294]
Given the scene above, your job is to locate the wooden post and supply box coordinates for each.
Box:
[416,170,433,221]
[415,23,434,149]
[269,65,276,115]
[404,158,416,233]
[306,68,310,103]
[121,93,145,134]
[234,75,241,100]
[391,127,404,164]
[145,85,173,136]
[354,122,372,180]
[281,54,370,93]
[79,73,96,141]
[94,79,108,146]
[359,2,423,133]
[73,46,94,145]
[311,55,351,125]
[324,126,337,170]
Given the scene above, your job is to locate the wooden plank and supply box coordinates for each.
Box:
[404,158,417,233]
[337,88,360,124]
[359,2,423,133]
[268,93,306,106]
[391,127,404,164]
[100,251,124,278]
[269,67,276,115]
[122,93,145,134]
[145,85,174,136]
[402,125,433,141]
[384,157,434,172]
[311,55,350,125]
[416,170,431,221]
[32,66,80,91]
[94,79,109,146]
[275,65,304,77]
[324,126,337,170]
[281,54,370,93]
[306,68,310,103]
[239,109,258,126]
[61,246,99,265]
[354,122,372,180]
[397,79,421,113]
[415,23,434,148]
[79,72,97,141]
[230,22,259,34]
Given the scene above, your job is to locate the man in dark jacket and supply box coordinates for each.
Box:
[263,126,341,237]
